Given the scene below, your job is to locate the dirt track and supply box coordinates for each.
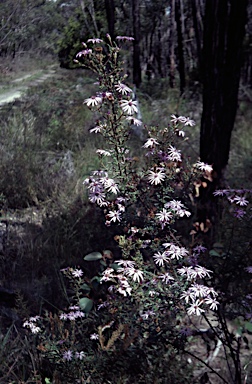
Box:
[0,67,56,106]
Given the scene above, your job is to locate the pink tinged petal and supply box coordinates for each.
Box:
[87,38,103,43]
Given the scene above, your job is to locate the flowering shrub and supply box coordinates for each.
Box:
[22,35,221,383]
[78,34,218,314]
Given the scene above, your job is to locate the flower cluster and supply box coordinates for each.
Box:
[62,350,86,361]
[59,306,85,321]
[100,261,144,296]
[181,285,219,315]
[23,316,41,334]
[213,188,251,221]
[155,200,191,229]
[84,171,119,204]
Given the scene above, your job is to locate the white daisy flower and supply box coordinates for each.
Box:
[204,297,219,310]
[87,38,103,44]
[103,178,119,194]
[187,299,205,316]
[71,269,83,278]
[100,268,115,282]
[63,350,73,361]
[194,265,212,279]
[143,138,159,148]
[84,95,102,107]
[126,116,142,126]
[120,99,138,115]
[30,325,41,334]
[107,210,122,222]
[75,351,86,360]
[114,260,136,268]
[165,244,189,260]
[115,82,132,95]
[195,161,213,173]
[158,273,175,284]
[153,251,169,267]
[90,333,99,340]
[180,290,196,304]
[233,196,249,206]
[147,169,166,185]
[96,149,111,156]
[118,285,132,296]
[156,208,173,223]
[189,284,210,298]
[76,49,92,57]
[125,268,144,283]
[116,36,134,41]
[90,124,106,133]
[167,145,182,162]
[171,114,179,124]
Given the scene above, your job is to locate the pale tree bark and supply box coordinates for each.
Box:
[80,0,99,36]
[175,0,186,94]
[191,0,203,73]
[169,0,176,88]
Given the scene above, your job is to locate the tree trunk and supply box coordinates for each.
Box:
[191,0,203,75]
[197,0,248,232]
[132,0,141,87]
[105,0,115,40]
[156,21,164,78]
[200,0,248,181]
[175,0,186,94]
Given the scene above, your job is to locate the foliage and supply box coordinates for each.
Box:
[57,15,87,69]
[0,0,61,58]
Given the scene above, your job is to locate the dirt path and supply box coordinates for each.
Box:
[0,67,57,106]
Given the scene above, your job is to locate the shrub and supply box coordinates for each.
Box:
[20,35,221,383]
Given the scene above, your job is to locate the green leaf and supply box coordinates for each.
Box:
[91,276,101,283]
[79,297,93,313]
[235,326,243,337]
[209,250,221,257]
[244,321,252,333]
[80,283,91,294]
[103,250,112,256]
[91,276,101,289]
[213,242,224,249]
[84,252,102,261]
[110,263,121,271]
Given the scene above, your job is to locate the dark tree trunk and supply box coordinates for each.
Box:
[200,0,248,181]
[105,0,115,40]
[196,0,248,233]
[156,22,164,78]
[175,0,186,94]
[191,0,203,74]
[132,0,141,87]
